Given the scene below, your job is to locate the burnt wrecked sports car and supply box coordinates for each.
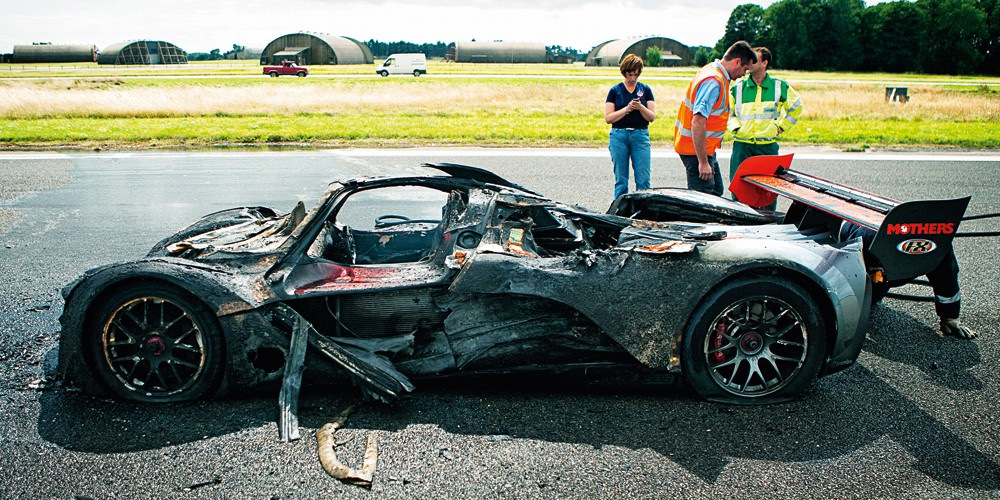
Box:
[58,162,874,405]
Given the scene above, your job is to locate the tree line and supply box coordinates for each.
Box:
[708,0,999,74]
[364,40,451,58]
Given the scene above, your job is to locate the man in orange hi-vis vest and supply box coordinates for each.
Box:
[674,41,757,196]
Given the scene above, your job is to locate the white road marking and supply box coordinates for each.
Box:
[1,149,998,162]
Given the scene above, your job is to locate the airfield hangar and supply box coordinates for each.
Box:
[13,43,98,63]
[98,40,187,65]
[586,37,690,67]
[446,41,549,63]
[261,33,373,65]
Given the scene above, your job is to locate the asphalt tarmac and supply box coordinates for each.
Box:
[0,148,997,497]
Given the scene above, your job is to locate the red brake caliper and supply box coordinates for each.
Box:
[711,321,727,363]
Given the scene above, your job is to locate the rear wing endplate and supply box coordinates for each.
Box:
[730,154,970,281]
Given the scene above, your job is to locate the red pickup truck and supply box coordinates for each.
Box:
[263,61,309,77]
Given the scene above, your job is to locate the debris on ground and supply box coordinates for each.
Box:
[316,405,378,488]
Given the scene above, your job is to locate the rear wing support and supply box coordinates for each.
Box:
[730,154,970,282]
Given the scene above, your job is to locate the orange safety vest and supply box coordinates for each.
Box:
[674,63,731,156]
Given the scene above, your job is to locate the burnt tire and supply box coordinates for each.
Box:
[682,277,826,404]
[86,282,225,403]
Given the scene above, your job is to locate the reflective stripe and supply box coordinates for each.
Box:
[675,121,725,139]
[740,112,778,121]
[684,99,729,116]
[734,83,744,120]
[785,115,798,125]
[936,291,962,304]
[787,98,803,113]
[734,137,776,144]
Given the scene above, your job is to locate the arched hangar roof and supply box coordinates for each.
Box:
[452,41,548,63]
[97,40,187,65]
[13,44,97,63]
[585,37,690,67]
[261,33,373,65]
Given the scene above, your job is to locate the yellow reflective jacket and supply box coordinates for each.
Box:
[727,73,803,145]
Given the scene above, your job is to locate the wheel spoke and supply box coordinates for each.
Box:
[173,343,202,354]
[174,326,198,343]
[150,363,167,390]
[124,360,139,382]
[763,308,791,327]
[770,320,801,339]
[110,318,141,342]
[168,361,183,386]
[776,339,804,348]
[763,356,785,382]
[707,343,735,355]
[161,313,186,334]
[770,353,803,363]
[110,354,138,364]
[173,358,199,369]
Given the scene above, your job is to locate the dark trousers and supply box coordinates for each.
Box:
[679,153,724,196]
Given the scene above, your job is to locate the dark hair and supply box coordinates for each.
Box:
[723,41,758,66]
[619,54,644,76]
[755,46,772,65]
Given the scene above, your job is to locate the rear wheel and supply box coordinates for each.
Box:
[269,71,278,77]
[86,282,225,403]
[682,277,826,404]
[413,70,421,77]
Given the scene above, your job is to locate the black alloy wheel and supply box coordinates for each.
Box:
[87,282,225,402]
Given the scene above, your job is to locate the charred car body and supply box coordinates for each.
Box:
[59,162,885,405]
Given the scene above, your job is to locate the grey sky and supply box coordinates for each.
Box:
[3,0,774,55]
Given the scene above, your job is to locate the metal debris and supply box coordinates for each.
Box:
[316,405,378,488]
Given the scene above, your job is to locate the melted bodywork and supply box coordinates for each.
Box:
[58,163,870,402]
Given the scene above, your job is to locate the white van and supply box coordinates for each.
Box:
[376,53,427,77]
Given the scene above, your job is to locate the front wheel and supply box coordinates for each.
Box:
[86,282,226,403]
[682,276,826,404]
[379,70,389,77]
[297,71,306,77]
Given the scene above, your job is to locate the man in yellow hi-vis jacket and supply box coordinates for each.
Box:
[728,47,803,210]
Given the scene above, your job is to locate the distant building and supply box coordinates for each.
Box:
[98,40,187,65]
[586,37,690,67]
[225,46,264,61]
[13,43,98,63]
[261,33,373,65]
[446,41,549,63]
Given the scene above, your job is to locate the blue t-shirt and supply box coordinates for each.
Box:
[691,61,730,117]
[606,82,654,129]
[691,80,721,117]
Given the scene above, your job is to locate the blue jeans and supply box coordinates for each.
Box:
[679,153,724,196]
[609,128,651,200]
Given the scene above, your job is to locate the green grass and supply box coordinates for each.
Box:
[3,113,997,149]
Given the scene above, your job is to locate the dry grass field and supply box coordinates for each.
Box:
[1,62,998,148]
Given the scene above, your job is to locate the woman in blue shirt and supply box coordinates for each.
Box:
[604,54,656,201]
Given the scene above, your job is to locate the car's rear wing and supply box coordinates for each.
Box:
[730,154,970,282]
